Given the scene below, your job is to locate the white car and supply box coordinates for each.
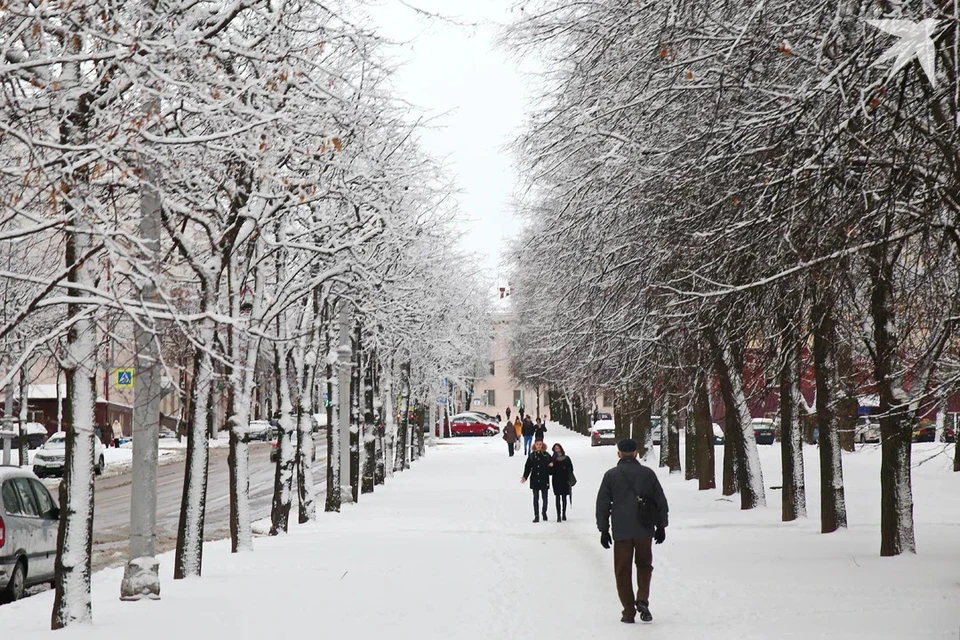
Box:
[856,417,881,444]
[33,432,105,478]
[590,419,616,446]
[0,467,59,602]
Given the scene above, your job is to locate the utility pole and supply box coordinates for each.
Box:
[120,152,162,601]
[337,304,352,503]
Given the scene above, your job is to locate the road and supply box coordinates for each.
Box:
[50,437,327,571]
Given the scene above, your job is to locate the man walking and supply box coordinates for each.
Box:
[596,438,668,624]
[521,415,535,454]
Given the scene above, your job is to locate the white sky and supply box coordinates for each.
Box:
[370,0,535,287]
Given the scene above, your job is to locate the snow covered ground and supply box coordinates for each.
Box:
[1,426,957,638]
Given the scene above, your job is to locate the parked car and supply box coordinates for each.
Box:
[311,413,328,432]
[12,423,49,450]
[590,419,616,446]
[912,423,936,443]
[451,412,498,426]
[593,412,613,422]
[247,420,273,442]
[712,423,724,445]
[855,417,881,444]
[33,432,104,478]
[270,440,279,463]
[751,418,776,445]
[0,467,59,602]
[943,425,957,443]
[450,416,498,437]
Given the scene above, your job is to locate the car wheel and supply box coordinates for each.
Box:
[1,559,26,604]
[95,455,105,476]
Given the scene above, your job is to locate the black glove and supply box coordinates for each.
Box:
[600,531,612,549]
[654,527,666,545]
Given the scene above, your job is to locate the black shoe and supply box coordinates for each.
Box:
[562,513,567,521]
[556,512,562,522]
[636,600,653,622]
[533,516,539,523]
[620,616,635,624]
[542,512,549,521]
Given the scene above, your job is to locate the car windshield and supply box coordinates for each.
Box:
[45,436,66,450]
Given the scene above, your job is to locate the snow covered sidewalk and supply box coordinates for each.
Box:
[2,426,958,638]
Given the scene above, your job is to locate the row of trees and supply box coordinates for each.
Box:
[0,0,488,628]
[505,0,960,558]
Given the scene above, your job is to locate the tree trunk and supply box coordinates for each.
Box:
[684,404,697,481]
[714,339,765,509]
[658,396,669,469]
[362,351,376,494]
[349,325,361,502]
[694,373,716,490]
[812,297,847,534]
[228,429,251,550]
[52,273,98,626]
[174,320,213,579]
[296,390,315,523]
[416,401,426,457]
[17,365,29,466]
[634,392,653,461]
[614,389,629,441]
[779,323,806,522]
[869,247,915,555]
[324,311,341,512]
[270,349,295,533]
[666,397,681,474]
[396,361,410,471]
[373,356,386,486]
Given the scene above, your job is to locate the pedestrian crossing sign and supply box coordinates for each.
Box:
[116,369,135,389]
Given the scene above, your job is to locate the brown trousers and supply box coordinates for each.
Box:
[613,538,653,619]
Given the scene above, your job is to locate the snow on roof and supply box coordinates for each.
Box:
[26,383,66,400]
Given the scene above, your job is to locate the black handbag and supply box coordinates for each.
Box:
[619,466,657,528]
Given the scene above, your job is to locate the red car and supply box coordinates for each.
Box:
[450,416,498,437]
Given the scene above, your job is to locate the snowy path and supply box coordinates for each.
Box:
[1,426,957,638]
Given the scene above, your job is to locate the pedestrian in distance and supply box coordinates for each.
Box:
[534,417,548,442]
[496,413,502,423]
[521,416,535,454]
[521,439,553,522]
[513,416,522,442]
[596,438,668,625]
[505,407,511,421]
[550,443,574,522]
[502,421,518,457]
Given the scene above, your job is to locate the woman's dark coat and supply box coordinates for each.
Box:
[551,455,574,495]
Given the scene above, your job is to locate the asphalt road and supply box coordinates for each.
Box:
[50,437,328,572]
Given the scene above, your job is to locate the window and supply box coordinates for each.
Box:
[489,361,495,376]
[2,481,21,515]
[602,392,614,408]
[28,479,57,519]
[483,390,496,406]
[513,390,523,407]
[11,478,40,517]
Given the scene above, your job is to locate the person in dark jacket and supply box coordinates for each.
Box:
[596,438,669,625]
[521,416,535,454]
[550,443,573,522]
[521,439,553,522]
[534,418,548,441]
[502,421,518,457]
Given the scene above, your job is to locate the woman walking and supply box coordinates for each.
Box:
[550,443,574,522]
[521,440,553,522]
[502,421,518,457]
